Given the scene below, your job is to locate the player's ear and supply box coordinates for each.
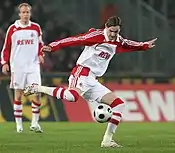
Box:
[30,11,32,17]
[118,27,121,32]
[17,6,20,18]
[117,25,121,34]
[18,9,21,18]
[105,23,108,28]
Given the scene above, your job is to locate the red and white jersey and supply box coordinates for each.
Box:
[1,20,44,73]
[49,28,149,77]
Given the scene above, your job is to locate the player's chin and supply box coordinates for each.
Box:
[109,38,116,42]
[24,17,30,21]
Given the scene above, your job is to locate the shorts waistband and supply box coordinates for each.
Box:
[71,65,96,78]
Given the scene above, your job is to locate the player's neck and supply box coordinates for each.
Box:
[20,20,29,25]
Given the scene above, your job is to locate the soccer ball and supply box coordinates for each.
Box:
[93,104,113,123]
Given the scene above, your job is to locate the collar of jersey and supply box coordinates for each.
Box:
[14,20,31,28]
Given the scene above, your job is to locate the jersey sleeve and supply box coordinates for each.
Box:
[48,29,104,52]
[116,36,149,53]
[1,25,13,65]
[37,25,44,56]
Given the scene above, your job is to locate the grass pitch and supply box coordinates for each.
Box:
[0,122,175,153]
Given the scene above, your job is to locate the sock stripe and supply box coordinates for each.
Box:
[53,87,60,97]
[32,107,39,111]
[60,88,66,99]
[32,111,40,114]
[113,112,122,117]
[110,98,124,108]
[15,115,22,118]
[14,101,22,105]
[109,118,120,125]
[32,101,40,114]
[32,106,37,109]
[112,115,121,121]
[14,110,22,112]
[14,111,22,116]
[69,90,79,102]
[32,101,41,107]
[13,101,22,119]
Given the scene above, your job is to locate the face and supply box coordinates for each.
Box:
[19,6,31,23]
[105,25,120,41]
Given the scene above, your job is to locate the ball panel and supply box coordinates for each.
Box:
[98,105,103,109]
[99,114,105,119]
[93,111,96,117]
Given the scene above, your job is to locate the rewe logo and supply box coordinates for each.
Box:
[112,85,175,122]
[17,39,34,45]
[98,51,111,59]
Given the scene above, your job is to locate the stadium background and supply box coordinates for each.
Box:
[0,0,175,122]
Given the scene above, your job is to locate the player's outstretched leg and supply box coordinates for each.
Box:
[101,95,126,148]
[24,84,79,102]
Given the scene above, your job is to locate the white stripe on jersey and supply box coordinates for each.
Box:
[49,30,103,47]
[1,24,14,64]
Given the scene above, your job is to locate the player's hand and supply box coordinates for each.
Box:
[39,55,44,64]
[41,45,52,52]
[146,38,157,48]
[2,64,10,75]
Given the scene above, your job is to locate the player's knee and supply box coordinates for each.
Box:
[65,89,80,102]
[14,90,23,101]
[32,94,40,103]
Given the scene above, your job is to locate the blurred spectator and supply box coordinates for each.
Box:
[40,53,54,72]
[67,47,82,71]
[100,3,117,27]
[0,28,5,48]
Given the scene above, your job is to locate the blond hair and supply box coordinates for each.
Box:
[18,3,32,11]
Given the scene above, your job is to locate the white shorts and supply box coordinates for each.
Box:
[10,71,41,90]
[68,65,111,103]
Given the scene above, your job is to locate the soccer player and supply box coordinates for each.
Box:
[1,3,44,133]
[24,16,157,146]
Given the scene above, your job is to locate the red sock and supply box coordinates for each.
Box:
[13,101,22,124]
[109,98,125,125]
[31,100,41,126]
[52,87,79,102]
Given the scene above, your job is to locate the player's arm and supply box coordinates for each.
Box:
[37,25,45,64]
[42,29,103,52]
[38,36,44,56]
[1,26,12,65]
[117,37,157,53]
[1,26,13,75]
[37,25,44,56]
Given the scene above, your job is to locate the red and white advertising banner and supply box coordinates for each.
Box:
[108,84,175,122]
[63,84,175,122]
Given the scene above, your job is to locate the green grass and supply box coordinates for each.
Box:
[0,122,175,153]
